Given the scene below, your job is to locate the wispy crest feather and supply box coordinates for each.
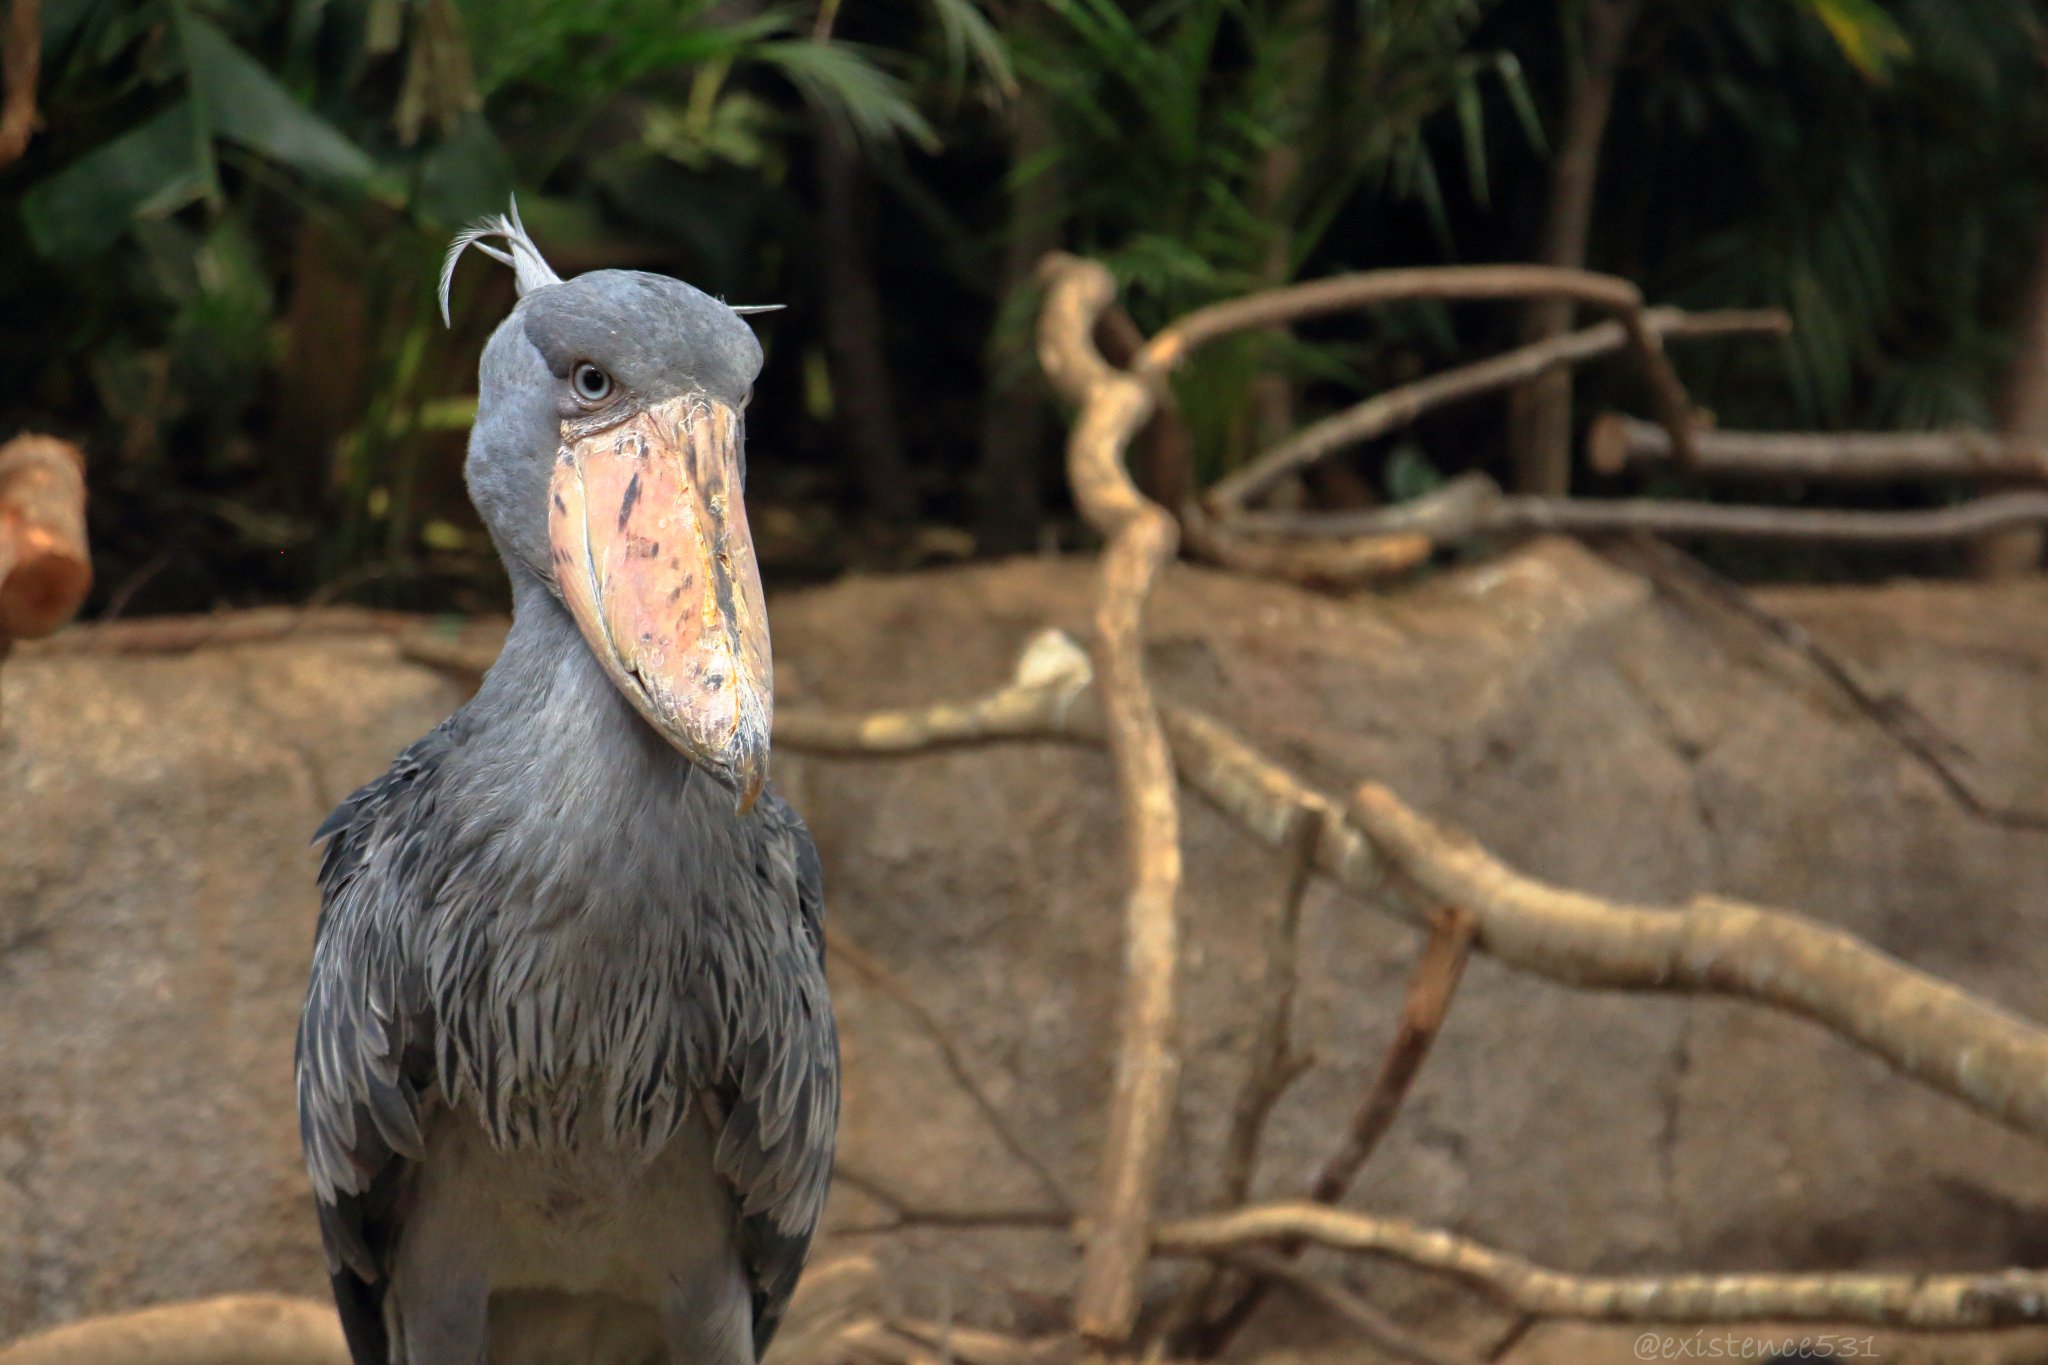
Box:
[439,197,563,326]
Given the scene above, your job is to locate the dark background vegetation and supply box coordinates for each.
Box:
[3,0,2045,616]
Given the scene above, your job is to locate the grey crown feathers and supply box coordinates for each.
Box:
[438,197,784,327]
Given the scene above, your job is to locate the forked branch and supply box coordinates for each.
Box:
[776,640,2048,1149]
[1348,781,2048,1142]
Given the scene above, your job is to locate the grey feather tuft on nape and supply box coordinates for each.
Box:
[438,196,563,326]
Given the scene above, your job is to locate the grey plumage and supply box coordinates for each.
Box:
[300,215,836,1364]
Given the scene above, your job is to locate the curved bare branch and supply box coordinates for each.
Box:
[1214,308,1785,512]
[1036,253,1187,1348]
[1157,1204,2048,1329]
[1123,265,1701,491]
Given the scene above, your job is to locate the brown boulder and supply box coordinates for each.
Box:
[4,543,2047,1356]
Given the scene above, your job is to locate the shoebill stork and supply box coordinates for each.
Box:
[297,207,837,1365]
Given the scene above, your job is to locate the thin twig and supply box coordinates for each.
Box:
[1311,904,1478,1203]
[1483,1314,1538,1362]
[1038,252,1187,1348]
[95,552,169,625]
[1213,308,1785,512]
[826,927,1074,1213]
[830,1162,1069,1235]
[1217,813,1321,1208]
[1157,1205,2048,1328]
[1200,903,1479,1353]
[1222,1250,1478,1365]
[1159,815,1320,1347]
[1589,413,2048,482]
[1611,538,2048,830]
[1126,265,1701,481]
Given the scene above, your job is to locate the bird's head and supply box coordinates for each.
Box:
[446,204,775,810]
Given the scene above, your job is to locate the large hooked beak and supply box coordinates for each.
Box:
[549,395,772,810]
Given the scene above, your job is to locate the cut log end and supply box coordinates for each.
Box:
[0,433,91,641]
[0,534,92,638]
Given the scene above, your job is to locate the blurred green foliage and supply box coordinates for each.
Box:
[1,0,2043,613]
[1617,0,2048,434]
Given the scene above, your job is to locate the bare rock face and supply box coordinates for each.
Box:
[0,633,467,1333]
[4,542,2048,1357]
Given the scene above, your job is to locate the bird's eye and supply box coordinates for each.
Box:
[572,363,614,404]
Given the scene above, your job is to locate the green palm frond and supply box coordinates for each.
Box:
[757,39,939,152]
[922,0,1016,96]
[1634,0,2045,433]
[1799,0,1913,81]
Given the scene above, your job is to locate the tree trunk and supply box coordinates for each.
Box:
[816,121,916,523]
[1243,0,1330,485]
[974,79,1062,553]
[1508,0,1641,495]
[1968,219,2048,576]
[1247,143,1304,470]
[274,221,371,520]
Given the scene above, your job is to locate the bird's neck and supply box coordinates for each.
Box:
[461,565,699,832]
[479,566,636,723]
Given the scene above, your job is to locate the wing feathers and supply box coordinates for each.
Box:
[297,723,836,1362]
